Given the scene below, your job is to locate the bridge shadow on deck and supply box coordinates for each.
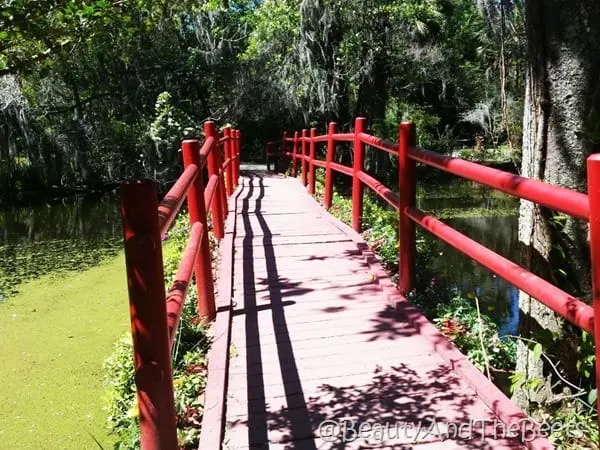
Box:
[226,171,525,450]
[239,172,316,449]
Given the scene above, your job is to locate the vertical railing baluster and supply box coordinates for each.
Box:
[235,129,241,186]
[121,180,178,450]
[308,128,317,194]
[182,139,216,322]
[205,121,225,239]
[301,129,308,186]
[324,122,336,209]
[586,154,600,429]
[281,131,288,174]
[233,129,240,186]
[217,132,228,221]
[291,131,299,178]
[231,129,237,187]
[352,117,366,231]
[398,121,417,295]
[224,127,233,197]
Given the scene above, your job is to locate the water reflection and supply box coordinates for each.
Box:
[0,191,121,244]
[0,191,122,299]
[1,184,523,335]
[418,194,518,212]
[418,194,520,335]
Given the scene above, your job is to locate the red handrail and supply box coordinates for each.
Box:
[158,164,199,236]
[409,146,589,220]
[406,206,594,334]
[166,221,204,346]
[273,117,600,440]
[120,120,242,450]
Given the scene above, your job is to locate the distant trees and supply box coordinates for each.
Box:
[0,1,249,193]
[243,0,493,134]
[238,0,521,182]
[1,0,522,192]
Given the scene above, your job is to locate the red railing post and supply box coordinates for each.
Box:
[308,127,317,194]
[398,121,417,295]
[324,122,336,209]
[120,180,178,450]
[205,121,225,239]
[217,135,228,221]
[181,139,216,322]
[352,117,366,231]
[291,131,299,178]
[281,131,288,174]
[224,127,234,197]
[233,129,240,187]
[231,129,237,187]
[235,130,242,186]
[586,154,600,424]
[301,129,308,186]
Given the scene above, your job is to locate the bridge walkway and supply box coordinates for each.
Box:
[219,169,527,450]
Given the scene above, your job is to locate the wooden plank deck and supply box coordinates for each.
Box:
[221,169,535,450]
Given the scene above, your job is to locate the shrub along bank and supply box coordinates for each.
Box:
[103,214,215,449]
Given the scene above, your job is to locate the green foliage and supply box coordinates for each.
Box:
[505,333,599,448]
[548,402,599,449]
[1,0,249,191]
[429,294,516,370]
[149,92,196,168]
[242,0,300,62]
[328,191,353,226]
[1,0,525,186]
[103,336,139,448]
[103,214,212,449]
[374,99,441,150]
[237,0,513,164]
[361,196,399,272]
[576,331,595,382]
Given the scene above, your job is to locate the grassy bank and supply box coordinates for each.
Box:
[0,253,129,449]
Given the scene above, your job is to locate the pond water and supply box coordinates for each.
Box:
[0,191,122,300]
[1,182,521,335]
[417,187,520,335]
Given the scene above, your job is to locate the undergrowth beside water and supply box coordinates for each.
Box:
[103,214,214,449]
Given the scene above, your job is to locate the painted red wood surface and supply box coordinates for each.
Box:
[220,170,547,450]
[120,123,242,449]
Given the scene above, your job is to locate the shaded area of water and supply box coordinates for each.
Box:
[0,191,122,299]
[417,188,520,335]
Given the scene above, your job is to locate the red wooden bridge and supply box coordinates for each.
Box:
[120,119,600,450]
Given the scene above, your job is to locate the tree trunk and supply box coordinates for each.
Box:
[514,0,600,412]
[62,70,91,185]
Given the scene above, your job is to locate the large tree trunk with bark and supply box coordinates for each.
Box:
[514,0,600,411]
